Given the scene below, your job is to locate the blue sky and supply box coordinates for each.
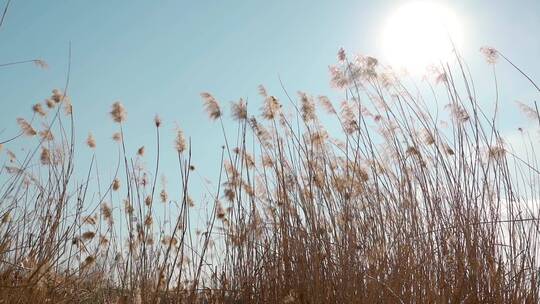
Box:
[1,0,539,209]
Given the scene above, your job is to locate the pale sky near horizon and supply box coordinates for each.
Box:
[1,1,539,210]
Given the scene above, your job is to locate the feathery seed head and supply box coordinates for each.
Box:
[200,92,222,120]
[175,127,186,153]
[1,212,11,224]
[337,47,346,62]
[299,92,316,122]
[82,231,96,241]
[261,96,281,120]
[231,98,248,121]
[112,132,122,142]
[444,144,455,156]
[110,102,127,123]
[112,178,120,191]
[32,103,46,116]
[216,202,226,220]
[318,96,336,114]
[101,203,113,226]
[51,89,63,103]
[145,195,152,206]
[64,99,73,115]
[137,146,145,156]
[40,148,51,165]
[124,199,134,215]
[17,118,37,136]
[144,214,153,227]
[488,139,506,160]
[86,133,96,148]
[329,65,349,89]
[81,256,96,270]
[161,236,178,247]
[257,85,268,98]
[480,46,499,64]
[33,59,48,69]
[99,235,109,247]
[39,128,54,141]
[160,189,168,203]
[515,101,539,121]
[154,114,162,127]
[45,99,55,109]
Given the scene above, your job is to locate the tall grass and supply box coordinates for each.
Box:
[1,47,540,303]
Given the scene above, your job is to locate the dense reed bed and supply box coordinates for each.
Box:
[1,47,539,303]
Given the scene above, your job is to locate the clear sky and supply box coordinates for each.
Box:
[1,0,539,209]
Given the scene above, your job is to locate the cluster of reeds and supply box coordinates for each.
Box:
[1,46,539,303]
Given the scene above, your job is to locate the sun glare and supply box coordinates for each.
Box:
[382,1,463,74]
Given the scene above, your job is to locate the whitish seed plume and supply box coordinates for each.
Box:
[51,89,63,103]
[480,46,499,64]
[261,96,281,120]
[299,92,316,122]
[32,103,46,116]
[488,140,506,160]
[200,92,221,120]
[86,133,96,149]
[187,196,195,207]
[515,101,539,121]
[447,104,470,123]
[231,98,248,121]
[318,96,336,114]
[39,128,54,141]
[45,99,55,108]
[33,59,48,69]
[175,127,186,153]
[337,47,346,62]
[160,189,168,203]
[257,84,268,98]
[112,132,122,142]
[64,99,73,115]
[17,118,37,136]
[340,101,358,134]
[110,101,127,123]
[6,150,16,162]
[329,65,349,89]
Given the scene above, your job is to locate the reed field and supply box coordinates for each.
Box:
[1,45,539,303]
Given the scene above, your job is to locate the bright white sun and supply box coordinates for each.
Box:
[382,1,463,74]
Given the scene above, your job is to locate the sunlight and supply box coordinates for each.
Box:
[381,1,463,74]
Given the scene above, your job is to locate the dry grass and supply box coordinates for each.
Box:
[1,47,540,303]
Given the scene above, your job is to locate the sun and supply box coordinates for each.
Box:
[381,1,463,74]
